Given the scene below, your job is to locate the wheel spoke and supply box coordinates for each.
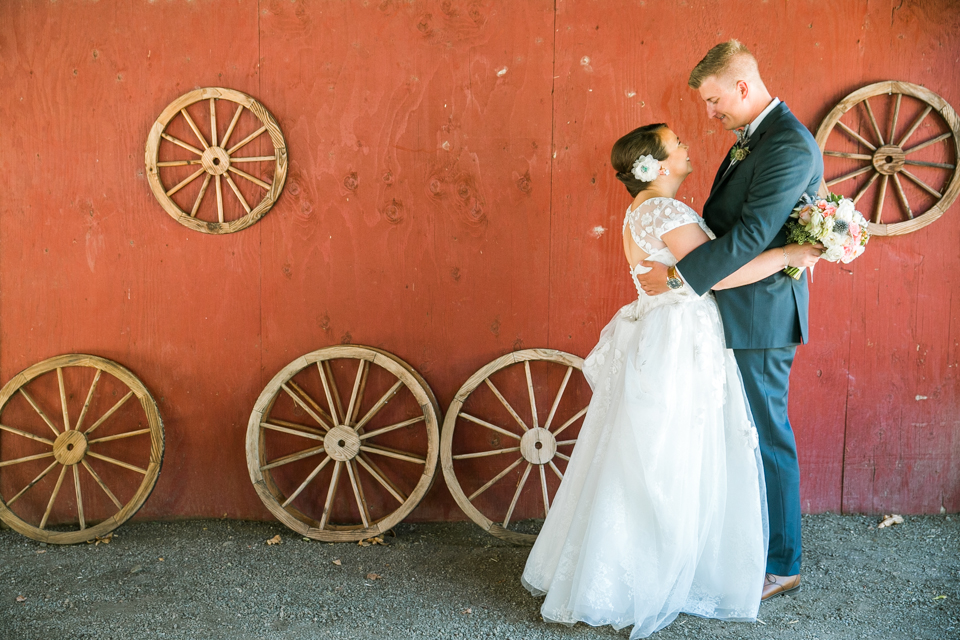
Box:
[57,368,71,430]
[318,460,343,530]
[224,174,251,214]
[0,451,54,468]
[190,173,212,218]
[345,460,370,528]
[280,383,332,431]
[904,159,955,169]
[458,413,521,441]
[83,390,134,437]
[360,444,426,465]
[543,366,573,431]
[552,406,587,437]
[179,108,209,150]
[6,460,58,506]
[891,174,914,219]
[467,457,524,501]
[39,465,68,530]
[220,103,244,149]
[165,167,205,198]
[88,428,151,445]
[554,451,571,461]
[354,379,404,432]
[345,360,368,427]
[555,439,577,446]
[356,454,407,504]
[897,105,933,147]
[81,459,123,509]
[862,98,884,146]
[323,362,345,426]
[0,423,53,445]
[73,465,85,530]
[836,121,877,151]
[523,362,539,428]
[227,125,267,155]
[873,175,889,224]
[548,460,564,481]
[452,446,522,460]
[280,455,332,508]
[260,421,325,441]
[905,132,952,155]
[539,465,550,517]
[228,166,271,190]
[157,159,202,167]
[19,388,61,437]
[316,362,341,426]
[889,93,902,142]
[230,155,276,163]
[264,418,325,436]
[358,415,425,441]
[901,168,943,198]
[74,369,101,432]
[160,133,203,156]
[215,174,224,223]
[853,171,881,204]
[209,98,218,147]
[483,378,529,432]
[826,165,875,188]
[262,445,326,471]
[502,462,532,529]
[86,451,147,475]
[823,151,873,160]
[287,381,336,425]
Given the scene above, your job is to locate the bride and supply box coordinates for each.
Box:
[521,123,821,638]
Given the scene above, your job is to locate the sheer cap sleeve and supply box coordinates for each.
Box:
[623,197,712,255]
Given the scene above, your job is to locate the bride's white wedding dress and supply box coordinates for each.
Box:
[521,197,768,638]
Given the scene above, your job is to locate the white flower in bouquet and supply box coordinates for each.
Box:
[783,193,870,280]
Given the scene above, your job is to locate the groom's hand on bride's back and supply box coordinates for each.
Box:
[636,261,671,296]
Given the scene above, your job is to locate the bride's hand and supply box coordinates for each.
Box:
[783,243,823,269]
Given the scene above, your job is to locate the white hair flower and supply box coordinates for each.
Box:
[631,154,666,182]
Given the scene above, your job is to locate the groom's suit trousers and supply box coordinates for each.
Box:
[734,346,802,577]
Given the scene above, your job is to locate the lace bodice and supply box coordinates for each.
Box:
[623,197,716,299]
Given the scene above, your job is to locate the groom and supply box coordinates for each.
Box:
[636,40,823,600]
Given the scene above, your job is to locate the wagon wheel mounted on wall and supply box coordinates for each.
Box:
[0,355,163,544]
[145,87,288,234]
[247,346,440,542]
[816,81,960,236]
[441,349,590,545]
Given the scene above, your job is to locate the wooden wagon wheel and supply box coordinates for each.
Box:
[145,87,288,235]
[0,355,163,544]
[247,346,440,542]
[441,349,590,545]
[816,81,960,236]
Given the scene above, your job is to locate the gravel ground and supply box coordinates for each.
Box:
[0,513,957,640]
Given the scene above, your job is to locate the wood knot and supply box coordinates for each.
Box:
[383,199,404,224]
[417,14,432,34]
[343,172,358,191]
[517,173,532,194]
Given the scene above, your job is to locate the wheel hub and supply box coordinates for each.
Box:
[201,146,231,175]
[520,427,557,465]
[324,425,361,462]
[53,429,88,466]
[872,144,906,175]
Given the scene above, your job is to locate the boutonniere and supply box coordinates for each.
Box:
[729,128,750,163]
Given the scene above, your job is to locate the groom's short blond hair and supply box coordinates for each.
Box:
[688,39,759,89]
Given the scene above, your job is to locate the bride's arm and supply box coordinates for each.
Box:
[658,225,821,290]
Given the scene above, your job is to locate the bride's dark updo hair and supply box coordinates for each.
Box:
[611,123,669,197]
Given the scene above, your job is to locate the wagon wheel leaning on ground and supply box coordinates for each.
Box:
[816,81,960,236]
[145,87,288,234]
[247,346,440,542]
[441,349,591,545]
[0,355,164,544]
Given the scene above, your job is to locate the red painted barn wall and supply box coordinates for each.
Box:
[0,0,957,523]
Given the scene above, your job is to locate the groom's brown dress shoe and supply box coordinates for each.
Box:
[761,573,801,601]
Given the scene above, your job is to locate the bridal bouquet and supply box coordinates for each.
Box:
[783,193,870,280]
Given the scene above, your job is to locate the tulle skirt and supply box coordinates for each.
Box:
[521,290,768,638]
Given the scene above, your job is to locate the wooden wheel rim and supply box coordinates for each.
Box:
[145,87,288,235]
[441,349,588,545]
[0,354,164,544]
[815,81,960,236]
[246,346,440,542]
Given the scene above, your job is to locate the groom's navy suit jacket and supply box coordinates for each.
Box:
[677,102,824,350]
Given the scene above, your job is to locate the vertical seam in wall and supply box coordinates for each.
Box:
[258,0,263,388]
[547,0,558,347]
